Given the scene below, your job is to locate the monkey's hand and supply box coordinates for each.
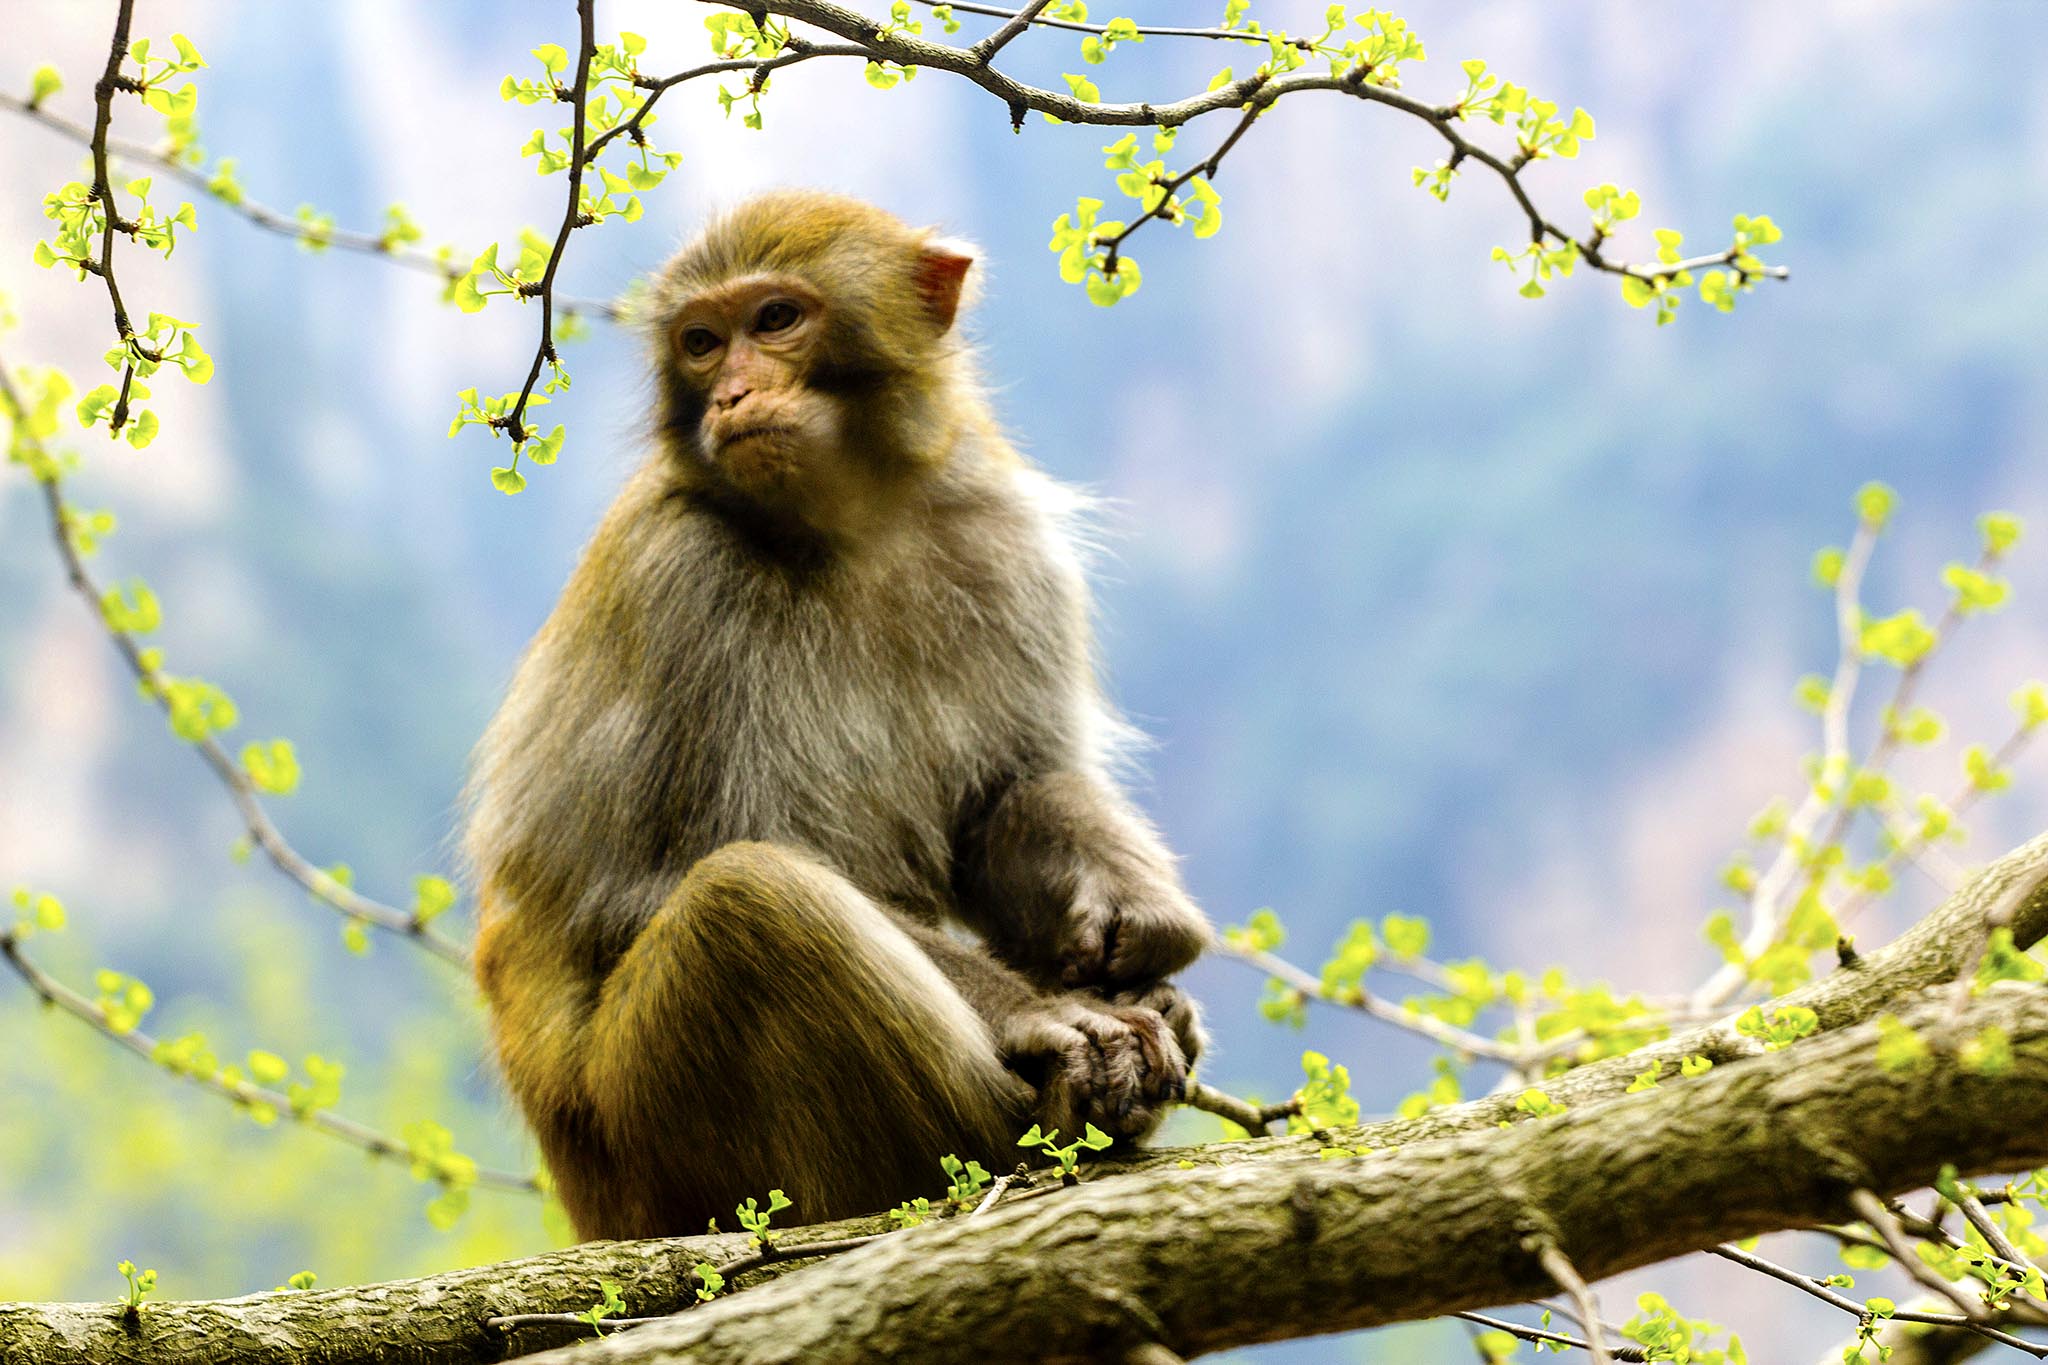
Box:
[999,992,1194,1143]
[1054,864,1211,991]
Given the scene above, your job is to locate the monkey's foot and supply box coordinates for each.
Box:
[1002,997,1189,1143]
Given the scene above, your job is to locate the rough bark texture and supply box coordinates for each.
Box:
[1,833,2043,1365]
[514,985,2048,1365]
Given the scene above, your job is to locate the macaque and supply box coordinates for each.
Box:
[465,190,1210,1241]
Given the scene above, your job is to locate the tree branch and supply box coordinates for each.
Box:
[0,928,537,1197]
[0,360,469,964]
[708,0,1791,292]
[0,90,624,323]
[10,984,2042,1365]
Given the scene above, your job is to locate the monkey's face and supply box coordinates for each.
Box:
[668,273,849,512]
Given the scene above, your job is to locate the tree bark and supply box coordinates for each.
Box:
[510,985,2048,1365]
[2,833,2043,1365]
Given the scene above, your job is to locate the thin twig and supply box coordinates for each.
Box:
[1956,1187,2032,1271]
[1534,1240,1613,1365]
[703,0,1790,295]
[1454,1310,1649,1362]
[1710,1241,2046,1357]
[0,928,537,1195]
[1850,1189,1994,1323]
[1694,521,1876,1010]
[1183,1080,1301,1137]
[931,0,1306,49]
[969,0,1054,62]
[1220,940,1544,1063]
[87,0,141,435]
[0,360,469,966]
[501,0,598,453]
[0,90,623,323]
[970,1172,1017,1217]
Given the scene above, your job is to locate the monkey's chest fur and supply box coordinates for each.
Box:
[469,459,1100,956]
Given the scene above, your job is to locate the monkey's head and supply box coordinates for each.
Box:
[647,190,980,536]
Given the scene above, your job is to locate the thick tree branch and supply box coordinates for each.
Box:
[10,984,2041,1365]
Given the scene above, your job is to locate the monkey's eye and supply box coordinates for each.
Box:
[681,327,723,358]
[754,300,802,334]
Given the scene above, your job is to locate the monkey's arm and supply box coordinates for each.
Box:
[956,771,1212,991]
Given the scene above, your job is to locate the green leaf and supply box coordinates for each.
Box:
[29,65,63,105]
[533,43,570,72]
[124,409,160,449]
[1380,913,1430,958]
[1855,480,1897,530]
[491,466,528,495]
[1981,511,2024,557]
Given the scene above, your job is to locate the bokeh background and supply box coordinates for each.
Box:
[4,1,2046,1358]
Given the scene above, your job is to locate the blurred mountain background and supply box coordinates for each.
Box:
[2,1,2045,1358]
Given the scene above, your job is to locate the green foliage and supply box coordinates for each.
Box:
[1873,1015,1931,1074]
[411,875,457,926]
[1223,906,1286,953]
[1017,1122,1113,1176]
[241,739,301,795]
[9,886,68,939]
[940,1153,992,1208]
[293,204,335,252]
[691,1261,726,1302]
[1047,197,1141,307]
[1958,1025,2015,1077]
[581,1278,627,1335]
[1621,1291,1745,1363]
[888,1195,932,1227]
[1505,1087,1566,1122]
[28,64,63,107]
[401,1120,480,1228]
[115,1258,158,1312]
[1395,1056,1462,1119]
[1975,927,2048,989]
[735,1187,793,1245]
[1735,1003,1818,1052]
[1287,1049,1359,1134]
[93,969,155,1034]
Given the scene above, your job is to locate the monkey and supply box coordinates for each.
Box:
[464,190,1211,1242]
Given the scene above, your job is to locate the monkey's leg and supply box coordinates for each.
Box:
[578,841,1028,1239]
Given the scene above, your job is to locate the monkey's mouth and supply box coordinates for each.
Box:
[717,422,797,449]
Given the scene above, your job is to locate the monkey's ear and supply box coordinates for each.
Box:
[913,237,977,333]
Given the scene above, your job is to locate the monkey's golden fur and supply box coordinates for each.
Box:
[466,191,1209,1241]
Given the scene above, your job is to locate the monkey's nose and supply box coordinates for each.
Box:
[715,385,752,410]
